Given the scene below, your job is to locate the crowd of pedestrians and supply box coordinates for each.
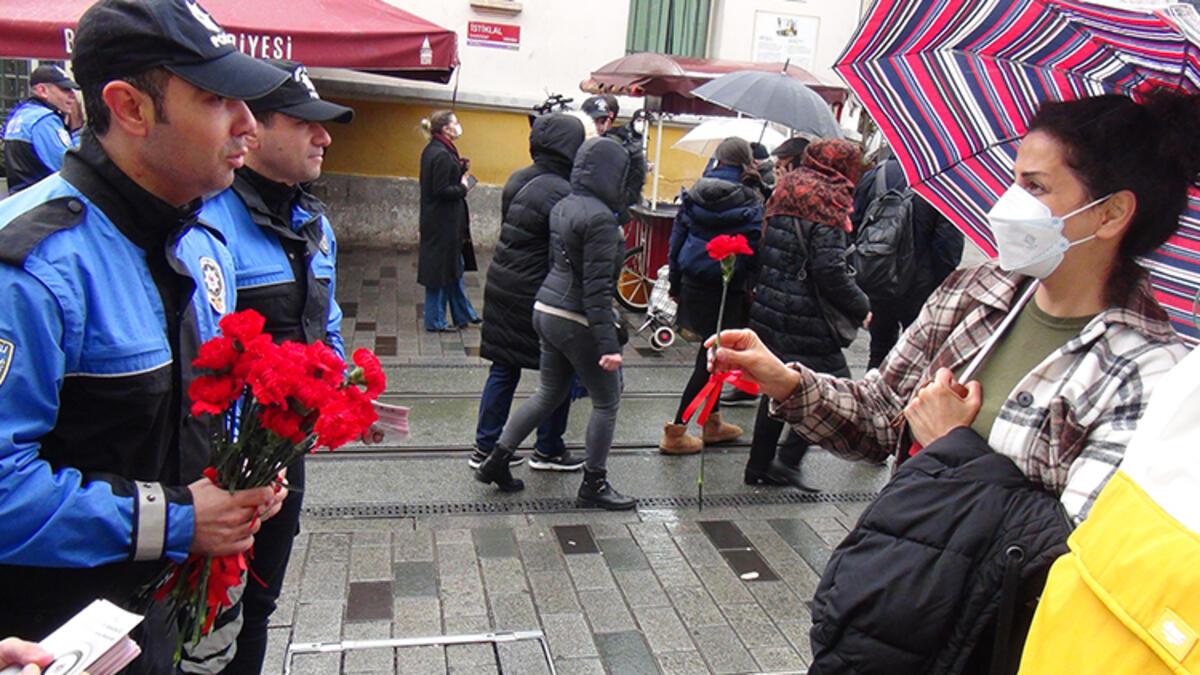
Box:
[2,0,1199,672]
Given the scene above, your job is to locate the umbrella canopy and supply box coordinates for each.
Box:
[672,118,786,158]
[0,0,458,82]
[836,0,1200,340]
[691,70,843,138]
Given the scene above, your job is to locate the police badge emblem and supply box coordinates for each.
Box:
[0,339,13,388]
[318,232,330,255]
[199,257,226,314]
[57,127,73,148]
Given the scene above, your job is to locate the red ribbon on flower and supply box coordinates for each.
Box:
[681,369,760,427]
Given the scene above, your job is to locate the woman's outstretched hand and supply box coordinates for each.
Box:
[704,329,803,401]
[903,367,982,446]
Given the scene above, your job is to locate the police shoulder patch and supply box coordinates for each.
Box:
[0,339,14,388]
[199,256,227,314]
[57,127,72,148]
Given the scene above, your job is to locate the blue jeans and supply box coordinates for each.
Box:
[476,362,570,456]
[424,276,479,330]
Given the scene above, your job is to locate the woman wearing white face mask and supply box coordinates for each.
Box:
[697,92,1200,669]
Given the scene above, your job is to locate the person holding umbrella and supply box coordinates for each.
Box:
[707,91,1198,670]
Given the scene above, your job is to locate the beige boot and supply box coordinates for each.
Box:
[702,412,743,444]
[659,422,703,455]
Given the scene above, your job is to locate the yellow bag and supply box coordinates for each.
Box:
[1019,349,1200,674]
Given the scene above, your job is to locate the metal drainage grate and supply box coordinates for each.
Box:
[303,490,880,519]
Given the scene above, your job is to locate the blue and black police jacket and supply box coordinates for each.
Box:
[2,98,75,194]
[200,170,344,357]
[0,134,235,634]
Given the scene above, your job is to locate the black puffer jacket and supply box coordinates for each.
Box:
[667,164,764,296]
[481,114,585,369]
[605,123,646,223]
[537,137,630,356]
[809,428,1073,675]
[749,215,869,371]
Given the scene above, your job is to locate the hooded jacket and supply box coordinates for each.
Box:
[536,137,630,355]
[667,164,764,296]
[481,114,585,369]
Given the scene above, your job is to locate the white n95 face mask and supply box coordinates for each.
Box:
[987,184,1110,279]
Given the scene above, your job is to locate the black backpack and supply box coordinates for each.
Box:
[854,163,916,301]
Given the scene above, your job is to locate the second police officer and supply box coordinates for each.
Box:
[2,64,81,194]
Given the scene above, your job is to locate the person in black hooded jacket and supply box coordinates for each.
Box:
[477,137,636,510]
[470,113,587,472]
[660,137,764,455]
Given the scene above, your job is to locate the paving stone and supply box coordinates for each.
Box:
[347,580,394,622]
[691,625,758,674]
[489,592,539,631]
[269,581,298,627]
[392,561,438,597]
[595,631,659,675]
[393,597,442,637]
[565,554,618,591]
[588,523,634,539]
[308,532,351,562]
[613,569,671,609]
[673,533,726,568]
[512,524,554,542]
[721,549,781,582]
[519,539,565,572]
[752,645,808,673]
[351,545,392,581]
[446,643,497,674]
[553,657,607,675]
[554,524,600,554]
[293,600,343,642]
[299,561,348,602]
[528,571,581,613]
[633,605,695,653]
[353,530,392,547]
[749,581,810,622]
[692,563,755,606]
[480,557,529,595]
[665,586,725,628]
[434,528,473,545]
[657,650,709,675]
[443,613,491,634]
[723,603,788,649]
[289,652,341,674]
[440,572,488,618]
[541,613,600,659]
[342,621,395,673]
[645,551,702,589]
[578,589,637,634]
[596,538,650,571]
[776,617,815,664]
[394,529,435,561]
[473,527,519,558]
[437,541,479,578]
[261,626,290,675]
[769,518,833,574]
[394,646,447,675]
[498,639,553,675]
[699,520,753,549]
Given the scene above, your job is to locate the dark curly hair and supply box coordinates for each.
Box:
[1026,91,1200,304]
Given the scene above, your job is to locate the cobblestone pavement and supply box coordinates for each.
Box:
[266,502,867,675]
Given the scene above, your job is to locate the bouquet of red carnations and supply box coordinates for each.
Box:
[155,309,385,651]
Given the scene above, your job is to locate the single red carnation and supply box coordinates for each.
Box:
[246,347,304,407]
[193,336,239,373]
[232,334,277,380]
[188,375,241,416]
[219,310,266,347]
[259,405,307,443]
[351,349,386,399]
[705,234,753,261]
[314,387,378,450]
[306,341,347,387]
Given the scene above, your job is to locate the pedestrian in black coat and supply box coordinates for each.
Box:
[660,137,764,456]
[470,113,587,471]
[417,110,479,331]
[745,139,870,488]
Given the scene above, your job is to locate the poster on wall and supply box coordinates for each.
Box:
[467,21,521,50]
[751,12,819,70]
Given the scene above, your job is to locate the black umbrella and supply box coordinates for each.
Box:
[692,69,842,139]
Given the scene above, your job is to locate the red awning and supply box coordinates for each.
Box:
[0,0,458,82]
[582,53,847,115]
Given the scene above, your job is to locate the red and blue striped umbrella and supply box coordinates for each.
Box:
[835,0,1200,340]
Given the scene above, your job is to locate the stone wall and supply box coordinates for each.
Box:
[310,172,504,251]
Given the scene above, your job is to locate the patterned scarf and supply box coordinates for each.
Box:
[765,138,862,232]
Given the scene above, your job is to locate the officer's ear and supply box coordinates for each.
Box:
[101,80,158,138]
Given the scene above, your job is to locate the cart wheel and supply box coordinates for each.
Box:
[654,326,675,349]
[649,332,665,351]
[617,246,651,312]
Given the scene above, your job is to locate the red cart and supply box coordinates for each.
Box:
[618,203,678,311]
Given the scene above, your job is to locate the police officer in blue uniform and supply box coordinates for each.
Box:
[0,0,289,671]
[2,64,80,194]
[198,60,354,674]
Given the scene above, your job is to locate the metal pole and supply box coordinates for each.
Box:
[284,630,556,675]
[651,115,664,207]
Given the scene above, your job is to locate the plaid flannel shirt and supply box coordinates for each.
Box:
[771,262,1189,523]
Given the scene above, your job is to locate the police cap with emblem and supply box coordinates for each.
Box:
[71,0,287,100]
[249,60,355,124]
[581,95,614,120]
[30,64,79,91]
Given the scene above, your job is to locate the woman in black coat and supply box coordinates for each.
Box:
[660,138,764,455]
[744,138,870,488]
[418,110,479,331]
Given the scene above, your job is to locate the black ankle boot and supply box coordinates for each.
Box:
[475,444,525,492]
[768,457,820,493]
[577,469,636,510]
[744,465,790,486]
